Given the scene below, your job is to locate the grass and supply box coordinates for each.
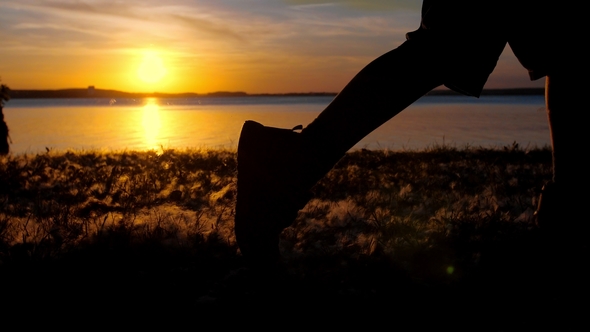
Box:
[0,145,586,326]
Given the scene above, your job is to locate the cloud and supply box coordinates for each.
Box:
[284,0,420,11]
[1,1,250,50]
[0,0,427,92]
[39,0,136,18]
[7,0,142,21]
[1,1,416,45]
[169,14,245,42]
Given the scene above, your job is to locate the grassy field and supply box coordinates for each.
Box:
[0,145,586,326]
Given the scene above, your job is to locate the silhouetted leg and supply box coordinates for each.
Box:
[546,73,587,187]
[534,72,590,317]
[301,40,444,160]
[236,39,445,267]
[538,72,589,241]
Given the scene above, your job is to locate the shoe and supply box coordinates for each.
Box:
[235,121,317,267]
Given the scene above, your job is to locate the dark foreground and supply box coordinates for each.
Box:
[0,146,587,328]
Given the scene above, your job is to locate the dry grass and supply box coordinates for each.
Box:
[2,145,583,326]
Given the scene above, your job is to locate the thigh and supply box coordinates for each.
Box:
[406,0,508,96]
[508,1,585,79]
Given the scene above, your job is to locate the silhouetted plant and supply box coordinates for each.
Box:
[1,79,10,155]
[0,79,9,106]
[0,146,557,318]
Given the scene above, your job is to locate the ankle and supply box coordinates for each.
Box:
[299,130,346,184]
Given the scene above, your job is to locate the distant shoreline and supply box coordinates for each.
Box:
[9,89,337,99]
[8,87,544,99]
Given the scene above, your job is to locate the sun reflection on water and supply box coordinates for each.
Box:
[142,100,162,150]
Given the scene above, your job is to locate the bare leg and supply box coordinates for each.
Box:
[537,72,589,239]
[545,73,586,185]
[301,40,444,158]
[236,39,445,266]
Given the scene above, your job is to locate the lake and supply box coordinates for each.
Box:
[2,94,549,155]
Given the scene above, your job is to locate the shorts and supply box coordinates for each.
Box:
[406,0,580,97]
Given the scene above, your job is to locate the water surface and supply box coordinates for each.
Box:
[3,95,549,155]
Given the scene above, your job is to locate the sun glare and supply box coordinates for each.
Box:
[142,100,162,149]
[138,50,167,84]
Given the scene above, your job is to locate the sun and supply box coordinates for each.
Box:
[137,50,167,84]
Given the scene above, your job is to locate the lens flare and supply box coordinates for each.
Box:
[446,266,455,275]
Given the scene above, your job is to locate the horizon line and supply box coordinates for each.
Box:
[7,86,545,98]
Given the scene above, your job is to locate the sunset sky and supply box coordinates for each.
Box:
[0,0,544,94]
